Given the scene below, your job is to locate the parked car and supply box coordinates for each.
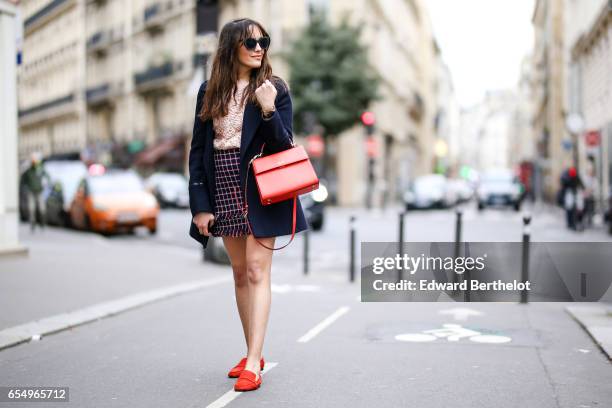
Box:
[69,168,159,235]
[145,172,190,208]
[299,181,328,230]
[43,160,88,226]
[404,174,457,210]
[476,169,524,211]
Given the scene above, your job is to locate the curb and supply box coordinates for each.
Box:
[566,304,612,361]
[0,275,232,351]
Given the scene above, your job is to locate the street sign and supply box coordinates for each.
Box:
[365,136,378,158]
[361,111,375,126]
[561,139,573,151]
[585,130,601,147]
[306,134,324,158]
[566,113,585,134]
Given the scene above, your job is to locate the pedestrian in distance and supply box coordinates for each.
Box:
[188,18,308,392]
[22,152,51,232]
[582,158,599,228]
[560,166,585,231]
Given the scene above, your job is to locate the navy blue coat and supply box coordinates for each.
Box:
[188,79,309,248]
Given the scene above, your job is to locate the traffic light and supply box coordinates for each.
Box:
[361,111,375,135]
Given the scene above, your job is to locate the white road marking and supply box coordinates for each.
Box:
[205,362,278,408]
[297,306,350,343]
[0,276,233,351]
[438,307,483,321]
[470,335,512,344]
[395,323,512,344]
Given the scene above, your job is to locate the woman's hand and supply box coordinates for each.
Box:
[255,79,277,114]
[193,212,215,236]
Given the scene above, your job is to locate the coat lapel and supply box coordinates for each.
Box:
[240,101,262,163]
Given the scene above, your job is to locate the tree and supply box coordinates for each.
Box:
[284,10,380,180]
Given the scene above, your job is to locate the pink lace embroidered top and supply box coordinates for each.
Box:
[212,81,248,150]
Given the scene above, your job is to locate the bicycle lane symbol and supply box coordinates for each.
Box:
[394,324,512,344]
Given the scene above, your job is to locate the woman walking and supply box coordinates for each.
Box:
[188,18,308,392]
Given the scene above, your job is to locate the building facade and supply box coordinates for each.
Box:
[531,0,607,201]
[571,1,611,213]
[532,0,568,201]
[18,0,217,165]
[1,0,26,255]
[18,0,439,207]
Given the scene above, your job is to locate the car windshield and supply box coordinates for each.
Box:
[89,173,144,194]
[155,174,187,188]
[414,176,445,192]
[482,172,513,185]
[44,162,88,198]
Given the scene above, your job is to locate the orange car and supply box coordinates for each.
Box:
[70,169,159,234]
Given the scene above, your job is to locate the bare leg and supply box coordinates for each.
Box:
[243,235,275,380]
[222,236,250,348]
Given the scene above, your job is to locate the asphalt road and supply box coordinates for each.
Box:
[1,202,611,407]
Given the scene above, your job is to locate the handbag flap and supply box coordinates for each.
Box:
[252,145,309,175]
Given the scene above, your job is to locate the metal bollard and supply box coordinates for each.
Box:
[453,209,463,291]
[520,214,531,304]
[303,227,310,275]
[397,211,405,282]
[349,215,356,283]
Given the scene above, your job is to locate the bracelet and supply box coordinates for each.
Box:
[262,106,275,120]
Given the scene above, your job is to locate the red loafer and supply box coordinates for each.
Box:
[234,369,261,392]
[227,357,265,378]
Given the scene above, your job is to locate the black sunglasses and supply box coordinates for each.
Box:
[243,36,270,51]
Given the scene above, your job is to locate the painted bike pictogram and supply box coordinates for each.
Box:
[395,323,512,344]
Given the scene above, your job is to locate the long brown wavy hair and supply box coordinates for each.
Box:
[198,18,287,122]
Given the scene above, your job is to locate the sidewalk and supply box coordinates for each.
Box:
[0,225,233,349]
[566,304,612,360]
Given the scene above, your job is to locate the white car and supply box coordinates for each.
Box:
[145,172,190,208]
[404,174,457,210]
[476,169,523,211]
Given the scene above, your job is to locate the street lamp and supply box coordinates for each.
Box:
[361,111,376,209]
[565,112,584,172]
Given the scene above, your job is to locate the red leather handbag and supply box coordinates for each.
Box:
[232,142,319,250]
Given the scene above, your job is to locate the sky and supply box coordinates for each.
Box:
[426,0,535,109]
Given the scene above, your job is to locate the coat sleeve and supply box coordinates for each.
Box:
[258,83,294,153]
[188,81,214,216]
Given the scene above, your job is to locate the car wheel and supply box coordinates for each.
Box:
[149,226,157,235]
[62,212,72,228]
[84,214,92,230]
[311,219,323,230]
[477,202,484,211]
[514,202,521,212]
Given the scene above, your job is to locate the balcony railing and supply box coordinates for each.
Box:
[144,3,161,22]
[408,91,425,122]
[88,31,104,47]
[86,83,114,106]
[192,53,208,69]
[133,62,174,91]
[18,93,75,121]
[24,0,71,31]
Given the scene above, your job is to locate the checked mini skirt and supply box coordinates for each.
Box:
[210,147,250,237]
